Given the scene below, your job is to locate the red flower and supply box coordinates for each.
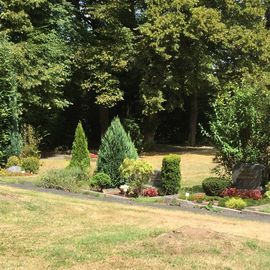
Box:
[142,187,159,197]
[221,188,262,200]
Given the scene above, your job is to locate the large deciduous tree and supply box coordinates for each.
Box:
[139,0,270,146]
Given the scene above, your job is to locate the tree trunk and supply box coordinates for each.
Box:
[143,114,159,150]
[188,90,199,146]
[99,106,109,138]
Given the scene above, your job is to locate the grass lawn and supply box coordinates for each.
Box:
[0,146,215,188]
[0,185,270,269]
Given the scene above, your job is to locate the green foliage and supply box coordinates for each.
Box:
[89,173,112,191]
[6,156,21,168]
[122,118,144,153]
[120,158,153,196]
[21,157,40,174]
[208,84,270,172]
[21,124,41,158]
[40,167,87,192]
[69,122,90,172]
[97,117,138,187]
[160,154,181,195]
[202,177,231,196]
[75,1,135,109]
[225,198,247,210]
[0,35,21,164]
[264,191,270,199]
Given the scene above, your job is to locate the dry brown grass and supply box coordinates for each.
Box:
[0,185,269,269]
[38,146,216,187]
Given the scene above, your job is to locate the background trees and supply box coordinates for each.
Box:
[0,0,269,158]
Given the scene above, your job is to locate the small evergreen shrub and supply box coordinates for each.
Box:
[160,154,181,195]
[40,167,87,192]
[69,121,90,171]
[225,197,247,210]
[89,172,112,191]
[21,124,41,158]
[6,156,21,168]
[21,157,40,173]
[120,158,153,196]
[97,117,138,187]
[202,177,231,196]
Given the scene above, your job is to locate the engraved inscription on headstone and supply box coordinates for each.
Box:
[232,163,266,189]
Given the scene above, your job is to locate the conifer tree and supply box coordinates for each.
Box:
[69,122,90,171]
[97,117,138,186]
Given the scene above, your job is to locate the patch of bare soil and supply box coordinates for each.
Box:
[0,191,19,201]
[154,225,237,255]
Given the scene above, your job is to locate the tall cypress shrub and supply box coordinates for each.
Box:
[69,122,90,171]
[97,117,138,187]
[161,154,181,195]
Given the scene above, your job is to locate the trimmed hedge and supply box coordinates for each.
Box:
[89,173,112,191]
[160,154,181,195]
[202,177,231,196]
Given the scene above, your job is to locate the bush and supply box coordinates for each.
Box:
[225,197,247,210]
[221,188,262,200]
[202,177,231,196]
[120,158,153,196]
[21,124,41,158]
[97,117,138,187]
[160,154,181,195]
[89,173,112,191]
[206,84,270,173]
[6,156,21,168]
[142,187,159,197]
[21,157,40,173]
[264,191,270,199]
[69,121,90,171]
[40,167,87,192]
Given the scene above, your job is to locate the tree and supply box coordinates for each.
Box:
[0,0,74,138]
[97,117,138,186]
[0,35,21,163]
[69,122,90,171]
[208,83,270,174]
[73,0,136,135]
[138,0,270,146]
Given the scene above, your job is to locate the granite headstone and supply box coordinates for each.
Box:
[232,163,267,189]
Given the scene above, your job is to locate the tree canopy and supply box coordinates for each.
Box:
[0,0,269,162]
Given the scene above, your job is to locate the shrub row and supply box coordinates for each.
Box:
[6,155,39,174]
[221,188,262,200]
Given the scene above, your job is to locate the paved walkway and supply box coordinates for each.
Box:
[1,181,270,223]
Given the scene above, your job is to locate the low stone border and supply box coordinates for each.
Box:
[83,189,270,217]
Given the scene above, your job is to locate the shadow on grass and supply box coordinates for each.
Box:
[142,144,216,156]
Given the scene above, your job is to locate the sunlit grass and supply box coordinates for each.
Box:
[0,185,270,269]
